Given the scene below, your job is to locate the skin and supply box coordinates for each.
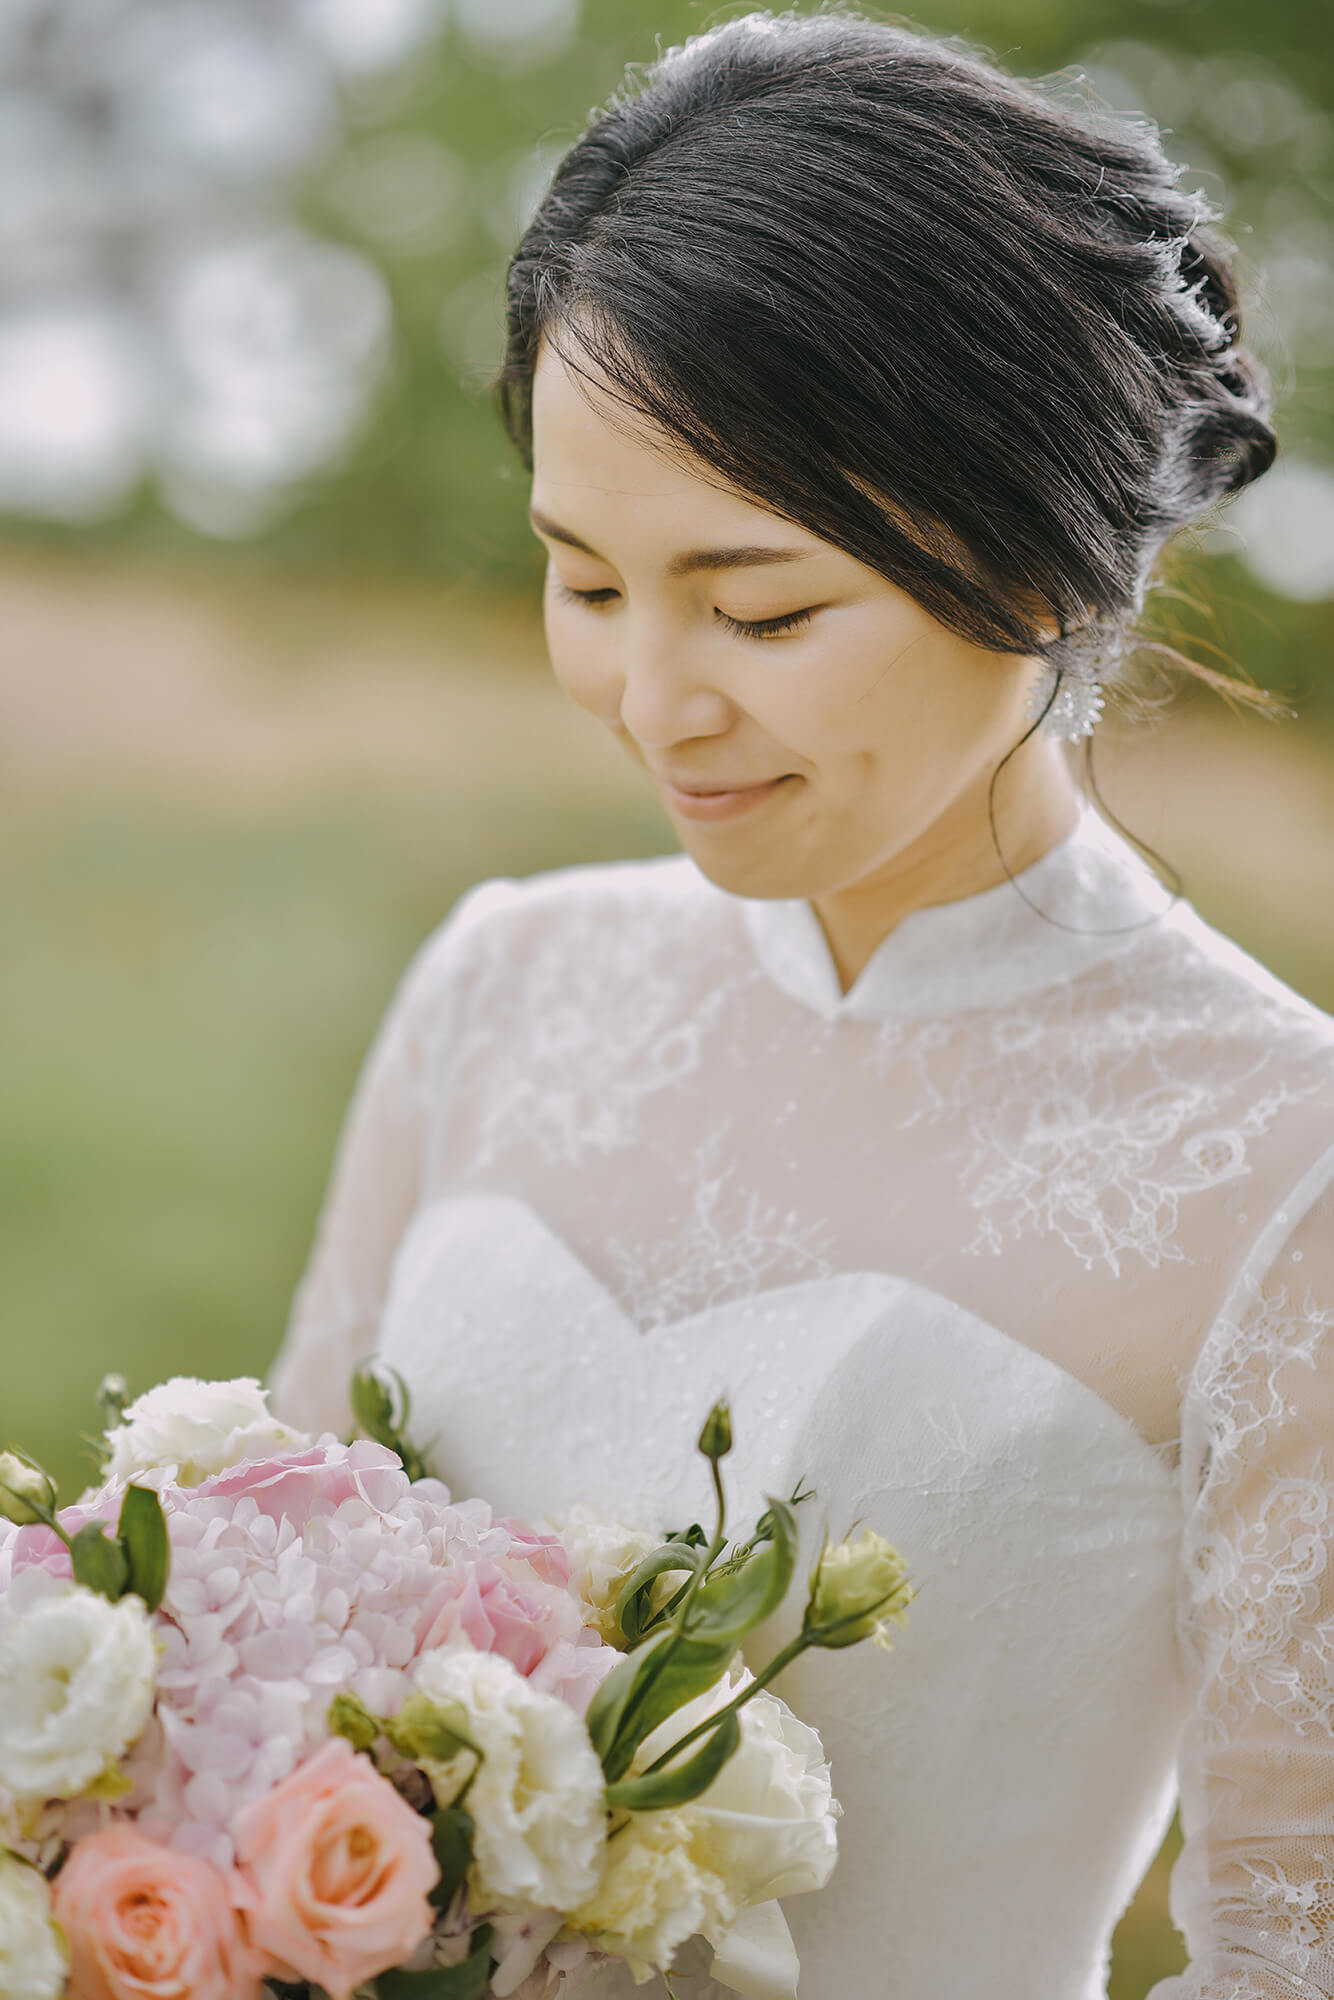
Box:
[528,336,1082,996]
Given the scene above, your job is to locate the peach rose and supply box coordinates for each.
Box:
[231,1735,439,2000]
[53,1825,258,2000]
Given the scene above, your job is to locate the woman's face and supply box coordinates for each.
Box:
[529,335,1064,909]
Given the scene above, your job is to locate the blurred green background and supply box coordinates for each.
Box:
[2,3,1332,1991]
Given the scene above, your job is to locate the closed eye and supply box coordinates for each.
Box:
[553,582,619,608]
[554,580,815,642]
[714,606,815,641]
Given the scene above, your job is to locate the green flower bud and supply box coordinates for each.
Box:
[383,1691,478,1766]
[697,1400,733,1461]
[96,1374,130,1428]
[348,1362,402,1445]
[805,1526,914,1652]
[328,1691,381,1753]
[382,1692,481,1810]
[0,1451,56,1526]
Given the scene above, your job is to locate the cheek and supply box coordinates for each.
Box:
[543,607,620,722]
[756,633,925,765]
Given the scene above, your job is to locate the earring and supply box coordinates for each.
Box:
[1026,664,1105,742]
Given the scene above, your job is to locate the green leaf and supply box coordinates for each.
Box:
[614,1630,741,1765]
[375,1923,493,1999]
[428,1806,475,1910]
[684,1496,798,1645]
[585,1625,678,1769]
[587,1499,800,1784]
[605,1708,741,1811]
[69,1521,130,1601]
[613,1543,707,1646]
[384,1693,481,1766]
[117,1485,169,1612]
[593,1628,741,1785]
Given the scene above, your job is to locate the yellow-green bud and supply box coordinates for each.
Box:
[328,1691,381,1753]
[0,1451,56,1526]
[349,1362,405,1447]
[697,1401,733,1461]
[383,1691,478,1766]
[96,1374,129,1427]
[805,1526,914,1653]
[382,1693,481,1809]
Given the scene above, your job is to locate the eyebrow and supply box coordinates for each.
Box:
[528,507,814,578]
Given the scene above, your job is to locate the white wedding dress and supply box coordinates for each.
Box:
[268,802,1334,2000]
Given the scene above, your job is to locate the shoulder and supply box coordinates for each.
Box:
[396,851,722,1002]
[1128,899,1334,1228]
[1147,898,1334,1070]
[1052,883,1334,1236]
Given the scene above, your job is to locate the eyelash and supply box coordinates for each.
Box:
[552,581,814,642]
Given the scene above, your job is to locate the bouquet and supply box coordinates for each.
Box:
[0,1370,913,2000]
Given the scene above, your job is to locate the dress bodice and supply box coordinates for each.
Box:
[269,805,1334,1999]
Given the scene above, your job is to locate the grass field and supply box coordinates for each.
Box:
[5,544,1331,1996]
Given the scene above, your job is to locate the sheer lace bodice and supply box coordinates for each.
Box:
[270,803,1334,1999]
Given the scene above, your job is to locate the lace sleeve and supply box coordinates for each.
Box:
[1148,1143,1334,2000]
[266,879,513,1439]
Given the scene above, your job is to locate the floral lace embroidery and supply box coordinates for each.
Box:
[448,880,754,1172]
[862,939,1329,1277]
[1182,1280,1334,1747]
[602,1127,837,1331]
[1158,1253,1334,2000]
[409,858,1334,1306]
[1231,1849,1334,1979]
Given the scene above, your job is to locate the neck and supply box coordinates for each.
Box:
[811,740,1083,996]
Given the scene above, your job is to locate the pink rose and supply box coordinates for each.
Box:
[193,1438,408,1521]
[422,1558,584,1677]
[529,1628,624,1717]
[231,1736,438,2000]
[53,1825,259,2000]
[496,1517,573,1588]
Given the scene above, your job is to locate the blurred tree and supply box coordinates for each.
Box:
[1,0,1331,699]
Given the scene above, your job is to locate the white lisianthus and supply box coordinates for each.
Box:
[570,1664,839,1982]
[541,1503,688,1646]
[102,1375,311,1487]
[0,1577,157,1802]
[412,1643,607,1912]
[568,1803,737,1983]
[0,1852,68,2000]
[662,1668,841,1907]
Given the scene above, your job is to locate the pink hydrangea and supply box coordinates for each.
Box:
[0,1441,620,1871]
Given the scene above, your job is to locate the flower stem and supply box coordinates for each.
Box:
[638,1632,811,1776]
[0,1487,73,1552]
[623,1455,729,1726]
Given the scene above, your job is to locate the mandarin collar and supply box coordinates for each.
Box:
[734,805,1178,1023]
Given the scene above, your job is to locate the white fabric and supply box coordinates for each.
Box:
[269,801,1334,1999]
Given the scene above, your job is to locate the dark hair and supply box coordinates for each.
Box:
[494,5,1278,706]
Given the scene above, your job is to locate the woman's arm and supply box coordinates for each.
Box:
[1149,1141,1334,1999]
[266,878,515,1440]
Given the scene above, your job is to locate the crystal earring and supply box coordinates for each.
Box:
[1026,664,1105,742]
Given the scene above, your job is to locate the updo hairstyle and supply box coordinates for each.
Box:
[495,7,1279,705]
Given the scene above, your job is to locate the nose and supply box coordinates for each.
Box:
[616,617,733,750]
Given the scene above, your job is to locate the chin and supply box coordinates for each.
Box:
[673,833,805,903]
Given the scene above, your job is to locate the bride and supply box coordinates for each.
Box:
[269,12,1334,1997]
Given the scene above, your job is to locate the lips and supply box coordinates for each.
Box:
[659,777,787,794]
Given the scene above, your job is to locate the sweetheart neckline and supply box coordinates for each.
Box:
[392,1190,1183,1493]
